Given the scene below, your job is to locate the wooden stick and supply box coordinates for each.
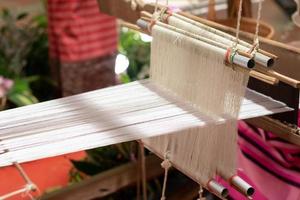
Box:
[138,17,253,70]
[139,13,231,51]
[119,20,148,34]
[246,116,300,146]
[120,14,287,86]
[255,65,300,88]
[170,12,300,87]
[120,20,281,86]
[178,11,278,59]
[207,0,216,21]
[141,11,253,59]
[249,70,279,85]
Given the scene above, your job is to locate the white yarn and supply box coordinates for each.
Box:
[0,80,290,167]
[234,0,244,48]
[253,0,263,48]
[143,24,249,184]
[0,163,39,200]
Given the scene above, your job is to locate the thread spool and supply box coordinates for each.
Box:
[137,19,150,32]
[255,52,274,67]
[233,53,255,69]
[207,179,229,198]
[230,175,255,196]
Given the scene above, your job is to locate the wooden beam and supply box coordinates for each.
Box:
[42,155,164,200]
[246,116,300,146]
[227,0,252,18]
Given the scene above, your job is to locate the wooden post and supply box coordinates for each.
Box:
[227,0,252,18]
[207,0,217,21]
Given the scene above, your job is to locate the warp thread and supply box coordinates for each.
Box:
[143,20,249,185]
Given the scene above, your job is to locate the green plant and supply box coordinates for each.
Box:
[0,9,52,107]
[118,28,151,83]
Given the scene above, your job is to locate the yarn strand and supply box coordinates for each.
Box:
[252,0,263,54]
[234,0,243,49]
[0,162,39,200]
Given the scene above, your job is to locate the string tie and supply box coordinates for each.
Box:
[160,152,171,200]
[225,48,237,65]
[148,20,156,33]
[197,186,205,200]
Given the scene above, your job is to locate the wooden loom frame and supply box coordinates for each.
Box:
[98,0,300,146]
[25,1,299,200]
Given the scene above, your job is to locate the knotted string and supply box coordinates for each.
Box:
[0,162,40,200]
[153,0,169,20]
[197,186,205,200]
[160,152,171,200]
[154,0,169,13]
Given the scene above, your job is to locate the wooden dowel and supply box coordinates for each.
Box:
[142,11,251,58]
[178,11,278,59]
[120,20,148,34]
[237,50,252,58]
[141,10,152,19]
[249,70,279,85]
[121,18,281,86]
[140,13,230,51]
[257,49,278,60]
[207,0,216,21]
[137,18,254,69]
[255,66,300,88]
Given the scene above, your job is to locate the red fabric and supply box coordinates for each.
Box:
[0,152,85,200]
[48,0,117,62]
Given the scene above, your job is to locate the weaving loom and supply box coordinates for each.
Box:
[1,0,300,199]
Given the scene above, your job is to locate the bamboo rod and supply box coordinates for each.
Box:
[141,9,273,67]
[167,12,274,66]
[120,20,281,86]
[163,11,300,87]
[139,14,230,51]
[137,17,254,70]
[140,11,256,64]
[255,65,300,88]
[249,70,279,85]
[178,11,278,59]
[119,20,148,34]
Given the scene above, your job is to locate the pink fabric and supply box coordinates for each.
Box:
[221,112,300,200]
